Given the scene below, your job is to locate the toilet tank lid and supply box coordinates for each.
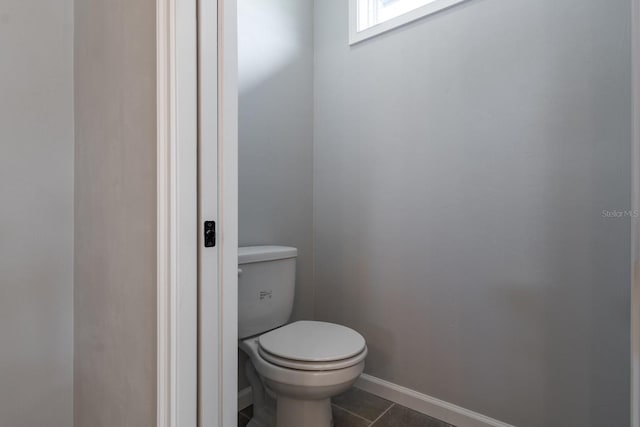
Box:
[238,246,298,264]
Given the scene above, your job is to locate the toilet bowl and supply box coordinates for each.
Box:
[240,321,367,427]
[237,246,368,427]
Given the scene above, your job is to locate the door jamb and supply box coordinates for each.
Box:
[157,0,238,426]
[197,0,238,426]
[217,0,239,426]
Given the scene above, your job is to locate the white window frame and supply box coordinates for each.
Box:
[349,0,470,45]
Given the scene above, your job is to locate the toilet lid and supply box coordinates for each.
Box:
[258,321,366,362]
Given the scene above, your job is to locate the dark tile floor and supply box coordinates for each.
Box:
[238,387,455,427]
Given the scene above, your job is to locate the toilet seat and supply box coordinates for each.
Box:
[258,345,368,371]
[257,321,367,371]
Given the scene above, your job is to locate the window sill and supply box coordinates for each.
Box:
[349,0,470,45]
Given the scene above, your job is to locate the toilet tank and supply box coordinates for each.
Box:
[238,246,297,339]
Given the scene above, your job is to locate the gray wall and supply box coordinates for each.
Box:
[74,0,157,425]
[0,0,74,425]
[313,0,631,426]
[239,0,315,321]
[238,0,314,390]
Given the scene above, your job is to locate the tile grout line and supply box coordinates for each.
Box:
[239,393,452,427]
[369,403,395,426]
[331,403,376,425]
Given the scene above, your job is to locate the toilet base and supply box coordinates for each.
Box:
[277,397,332,427]
[240,338,364,427]
[245,359,276,427]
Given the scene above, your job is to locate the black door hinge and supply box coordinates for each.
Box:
[204,221,216,247]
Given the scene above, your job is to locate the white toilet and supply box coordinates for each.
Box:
[239,246,367,427]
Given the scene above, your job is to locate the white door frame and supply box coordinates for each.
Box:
[198,0,239,426]
[156,0,238,426]
[156,0,198,424]
[216,2,239,424]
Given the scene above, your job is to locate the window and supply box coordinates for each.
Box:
[349,0,469,44]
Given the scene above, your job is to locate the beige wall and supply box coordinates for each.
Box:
[73,0,157,425]
[0,0,74,426]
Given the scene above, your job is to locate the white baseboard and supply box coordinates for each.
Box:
[356,374,514,427]
[237,375,513,427]
[238,386,253,411]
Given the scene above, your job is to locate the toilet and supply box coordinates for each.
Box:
[238,246,367,427]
